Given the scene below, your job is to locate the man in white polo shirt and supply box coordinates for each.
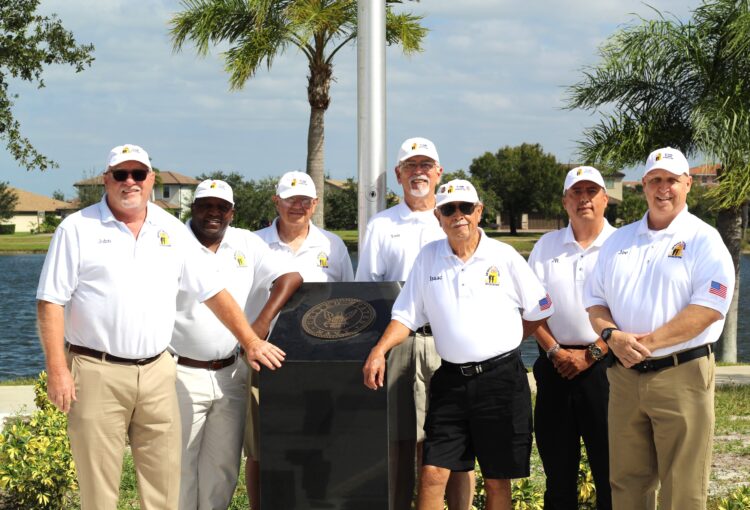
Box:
[364,179,554,510]
[528,166,615,510]
[584,147,735,509]
[246,171,352,507]
[36,144,286,510]
[357,138,473,509]
[170,179,302,509]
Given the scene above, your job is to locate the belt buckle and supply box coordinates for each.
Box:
[134,357,151,365]
[459,364,477,377]
[635,360,651,373]
[208,360,222,370]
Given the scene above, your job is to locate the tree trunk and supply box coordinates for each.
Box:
[716,207,742,362]
[508,209,518,236]
[306,56,332,228]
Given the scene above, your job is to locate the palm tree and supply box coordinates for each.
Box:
[565,0,750,361]
[170,0,426,227]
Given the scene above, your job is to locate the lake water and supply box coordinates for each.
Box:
[1,254,749,380]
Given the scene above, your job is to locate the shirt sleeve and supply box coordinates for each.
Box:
[36,223,79,305]
[354,219,383,282]
[689,229,735,315]
[390,250,427,331]
[509,249,554,321]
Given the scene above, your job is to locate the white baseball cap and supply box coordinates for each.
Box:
[564,166,606,193]
[435,179,480,207]
[397,137,440,165]
[194,179,234,205]
[106,144,152,170]
[276,171,317,199]
[644,147,689,177]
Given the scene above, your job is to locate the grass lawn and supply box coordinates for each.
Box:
[0,233,52,253]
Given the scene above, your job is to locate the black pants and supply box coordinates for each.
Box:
[533,350,612,510]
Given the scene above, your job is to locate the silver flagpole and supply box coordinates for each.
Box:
[357,0,387,254]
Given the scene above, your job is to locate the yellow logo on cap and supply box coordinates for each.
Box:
[210,182,217,189]
[291,179,297,187]
[656,153,662,161]
[122,146,131,154]
[411,143,418,150]
[448,185,454,193]
[669,241,686,258]
[318,252,329,268]
[158,230,170,246]
[485,266,499,286]
[577,168,583,176]
[235,250,247,267]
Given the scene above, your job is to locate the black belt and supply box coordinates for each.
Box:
[416,324,432,336]
[67,343,162,365]
[176,353,237,371]
[441,349,518,377]
[629,343,713,373]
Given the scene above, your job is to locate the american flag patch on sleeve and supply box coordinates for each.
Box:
[709,281,727,299]
[539,294,552,311]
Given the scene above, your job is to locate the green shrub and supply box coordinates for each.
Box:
[718,485,750,510]
[0,372,77,509]
[0,224,14,235]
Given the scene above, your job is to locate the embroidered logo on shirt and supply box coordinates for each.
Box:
[158,230,171,246]
[485,266,500,286]
[669,241,686,258]
[235,250,247,267]
[709,281,727,299]
[318,251,329,268]
[539,294,552,311]
[429,275,442,282]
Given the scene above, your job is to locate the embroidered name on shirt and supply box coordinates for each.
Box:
[669,241,686,258]
[485,266,500,286]
[390,233,401,238]
[552,257,559,263]
[429,275,442,282]
[98,238,111,244]
[617,249,629,255]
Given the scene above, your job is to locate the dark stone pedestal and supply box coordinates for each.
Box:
[260,282,402,510]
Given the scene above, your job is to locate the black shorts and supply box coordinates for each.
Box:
[422,351,532,479]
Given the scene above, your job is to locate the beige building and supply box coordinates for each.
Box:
[74,170,200,218]
[4,187,75,233]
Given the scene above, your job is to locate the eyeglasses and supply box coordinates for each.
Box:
[108,169,150,182]
[401,161,436,172]
[281,196,314,208]
[438,202,477,216]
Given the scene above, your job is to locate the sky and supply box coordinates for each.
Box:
[1,0,701,199]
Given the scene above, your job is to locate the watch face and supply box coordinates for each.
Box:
[588,344,604,360]
[602,328,614,341]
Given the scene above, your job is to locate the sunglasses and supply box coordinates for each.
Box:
[438,202,477,216]
[109,169,150,182]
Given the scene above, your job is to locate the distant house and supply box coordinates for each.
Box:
[5,187,76,233]
[74,170,200,218]
[690,164,720,187]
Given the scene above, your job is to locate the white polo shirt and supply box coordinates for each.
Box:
[392,231,554,363]
[254,218,353,283]
[37,197,222,358]
[355,201,445,282]
[584,208,734,357]
[170,224,285,361]
[528,221,616,345]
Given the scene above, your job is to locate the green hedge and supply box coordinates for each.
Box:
[0,224,15,235]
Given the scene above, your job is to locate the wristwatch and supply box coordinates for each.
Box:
[601,327,618,342]
[546,343,561,360]
[587,342,605,362]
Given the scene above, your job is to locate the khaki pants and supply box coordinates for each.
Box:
[607,353,715,510]
[175,360,247,510]
[413,332,441,443]
[67,351,181,510]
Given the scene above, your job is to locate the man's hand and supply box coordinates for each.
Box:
[46,366,76,413]
[363,348,387,390]
[609,331,651,368]
[244,339,286,371]
[552,349,591,379]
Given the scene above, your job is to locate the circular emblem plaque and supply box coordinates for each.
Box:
[302,298,376,340]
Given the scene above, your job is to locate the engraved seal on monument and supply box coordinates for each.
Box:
[302,298,377,339]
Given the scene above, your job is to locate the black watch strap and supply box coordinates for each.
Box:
[601,327,618,342]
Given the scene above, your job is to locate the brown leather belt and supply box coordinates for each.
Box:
[67,343,162,365]
[176,353,237,371]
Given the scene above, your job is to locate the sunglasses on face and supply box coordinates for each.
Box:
[438,202,477,216]
[109,169,150,182]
